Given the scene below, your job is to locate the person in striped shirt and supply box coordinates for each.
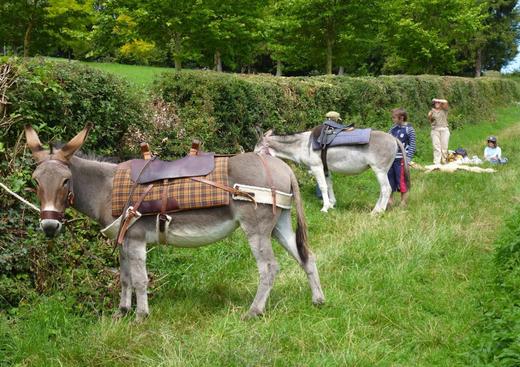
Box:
[387,108,416,207]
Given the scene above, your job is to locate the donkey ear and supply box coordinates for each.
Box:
[24,125,48,163]
[56,123,93,161]
[254,125,263,139]
[264,129,273,137]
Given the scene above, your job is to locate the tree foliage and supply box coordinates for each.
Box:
[0,0,518,75]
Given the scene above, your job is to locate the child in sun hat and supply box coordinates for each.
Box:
[484,136,508,164]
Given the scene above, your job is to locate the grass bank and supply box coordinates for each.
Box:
[1,105,520,366]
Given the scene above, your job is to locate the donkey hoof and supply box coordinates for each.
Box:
[241,308,263,320]
[320,207,329,213]
[112,308,129,320]
[312,296,325,306]
[135,311,149,323]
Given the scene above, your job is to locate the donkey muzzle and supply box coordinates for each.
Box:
[40,219,63,237]
[40,210,65,237]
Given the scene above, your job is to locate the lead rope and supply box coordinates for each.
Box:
[0,181,40,213]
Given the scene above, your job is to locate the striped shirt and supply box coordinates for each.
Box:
[388,123,416,160]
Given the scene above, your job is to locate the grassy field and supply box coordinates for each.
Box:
[1,106,520,366]
[46,57,170,88]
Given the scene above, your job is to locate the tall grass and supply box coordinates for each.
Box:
[1,106,520,366]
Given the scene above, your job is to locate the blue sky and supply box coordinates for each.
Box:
[502,50,520,73]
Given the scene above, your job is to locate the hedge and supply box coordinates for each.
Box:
[0,58,146,309]
[151,71,520,156]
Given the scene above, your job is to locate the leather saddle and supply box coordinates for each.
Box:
[131,152,215,184]
[312,120,353,148]
[311,120,354,177]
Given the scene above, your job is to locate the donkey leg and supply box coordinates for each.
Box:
[372,167,392,215]
[126,237,149,322]
[325,174,336,208]
[113,242,133,319]
[243,233,279,319]
[310,166,332,212]
[273,210,325,305]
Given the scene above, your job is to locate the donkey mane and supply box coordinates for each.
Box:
[51,142,120,163]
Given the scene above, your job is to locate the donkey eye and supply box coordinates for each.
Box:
[63,179,70,187]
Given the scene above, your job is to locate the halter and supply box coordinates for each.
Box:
[37,157,74,223]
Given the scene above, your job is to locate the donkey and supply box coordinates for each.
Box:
[254,129,409,214]
[24,125,324,321]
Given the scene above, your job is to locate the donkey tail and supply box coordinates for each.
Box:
[395,138,411,190]
[289,168,309,264]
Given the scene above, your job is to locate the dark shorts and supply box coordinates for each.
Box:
[388,158,408,193]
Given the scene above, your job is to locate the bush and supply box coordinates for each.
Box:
[118,39,163,66]
[150,71,520,156]
[2,58,146,156]
[472,207,520,366]
[0,58,145,311]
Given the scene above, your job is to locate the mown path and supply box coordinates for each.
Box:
[2,107,520,366]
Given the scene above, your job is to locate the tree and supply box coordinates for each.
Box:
[137,0,205,69]
[475,0,519,76]
[195,0,263,72]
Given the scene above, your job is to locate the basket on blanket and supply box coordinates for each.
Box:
[111,157,230,217]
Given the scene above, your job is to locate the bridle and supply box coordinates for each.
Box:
[36,157,75,223]
[257,139,272,156]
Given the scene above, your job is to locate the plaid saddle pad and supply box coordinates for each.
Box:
[112,157,230,217]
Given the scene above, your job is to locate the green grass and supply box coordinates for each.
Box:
[46,57,169,89]
[2,106,520,366]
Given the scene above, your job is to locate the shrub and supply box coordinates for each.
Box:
[472,208,520,366]
[150,71,520,157]
[0,58,145,311]
[118,39,162,66]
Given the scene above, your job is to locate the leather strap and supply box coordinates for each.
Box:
[117,183,154,245]
[158,179,169,234]
[41,210,65,221]
[321,147,330,177]
[114,157,156,246]
[190,177,257,207]
[256,154,277,215]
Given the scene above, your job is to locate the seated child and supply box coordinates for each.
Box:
[484,136,508,164]
[387,108,416,206]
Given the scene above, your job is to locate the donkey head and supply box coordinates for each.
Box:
[24,124,91,237]
[253,128,274,156]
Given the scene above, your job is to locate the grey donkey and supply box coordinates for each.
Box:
[24,125,325,321]
[255,129,410,214]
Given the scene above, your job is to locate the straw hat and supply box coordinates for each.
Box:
[325,111,342,121]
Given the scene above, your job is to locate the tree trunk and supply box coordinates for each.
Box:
[326,38,333,75]
[23,20,34,58]
[174,57,182,70]
[338,66,344,76]
[214,50,222,72]
[475,48,482,77]
[276,60,282,76]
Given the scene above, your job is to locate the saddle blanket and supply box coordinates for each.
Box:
[111,157,230,217]
[311,128,371,150]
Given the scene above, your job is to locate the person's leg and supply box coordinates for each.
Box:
[387,160,398,207]
[431,129,442,164]
[400,191,409,207]
[440,128,450,164]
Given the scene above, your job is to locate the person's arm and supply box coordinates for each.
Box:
[428,110,433,123]
[484,147,493,160]
[407,127,417,161]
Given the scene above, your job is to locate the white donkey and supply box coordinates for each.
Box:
[255,129,409,214]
